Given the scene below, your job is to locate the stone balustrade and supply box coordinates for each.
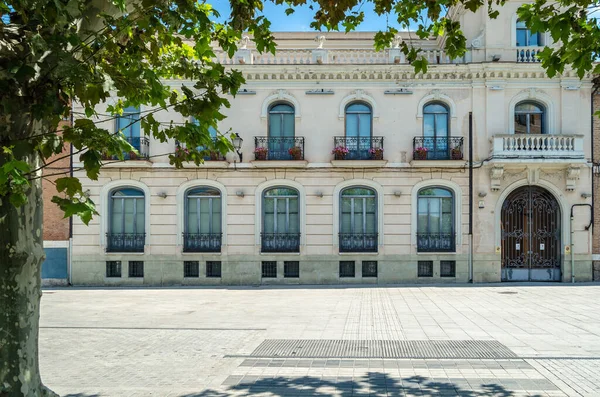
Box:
[491,134,585,159]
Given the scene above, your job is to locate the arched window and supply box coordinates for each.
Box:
[339,187,377,252]
[342,102,374,160]
[108,187,145,252]
[421,102,450,160]
[514,102,545,134]
[516,20,543,47]
[183,187,222,252]
[417,187,455,252]
[262,187,300,252]
[265,103,295,160]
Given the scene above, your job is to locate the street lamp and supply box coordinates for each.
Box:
[232,133,243,163]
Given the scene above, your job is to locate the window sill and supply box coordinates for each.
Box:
[416,251,458,255]
[104,250,146,256]
[331,160,387,168]
[99,160,152,168]
[410,160,466,168]
[338,252,379,256]
[181,252,222,256]
[259,252,301,255]
[181,161,229,169]
[251,160,308,168]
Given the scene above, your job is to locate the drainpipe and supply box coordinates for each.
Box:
[68,102,74,285]
[570,203,593,283]
[468,112,474,283]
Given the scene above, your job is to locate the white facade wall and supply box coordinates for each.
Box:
[71,1,596,285]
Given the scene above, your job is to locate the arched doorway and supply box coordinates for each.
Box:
[501,186,561,281]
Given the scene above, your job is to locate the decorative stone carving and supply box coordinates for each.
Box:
[490,166,504,191]
[566,166,581,191]
[392,35,402,49]
[527,168,540,184]
[471,29,485,49]
[315,35,326,49]
[240,35,250,50]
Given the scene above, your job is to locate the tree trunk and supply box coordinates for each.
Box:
[0,150,58,396]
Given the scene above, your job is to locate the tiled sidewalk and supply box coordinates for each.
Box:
[39,284,600,396]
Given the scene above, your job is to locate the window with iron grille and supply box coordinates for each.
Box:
[262,261,277,278]
[418,261,434,277]
[206,261,222,278]
[339,261,355,278]
[362,261,378,277]
[284,261,300,278]
[440,260,456,277]
[128,261,144,278]
[184,261,200,278]
[106,261,121,278]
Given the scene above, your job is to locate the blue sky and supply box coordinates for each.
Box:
[208,0,409,32]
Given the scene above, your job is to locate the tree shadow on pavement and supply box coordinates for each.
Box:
[179,372,546,397]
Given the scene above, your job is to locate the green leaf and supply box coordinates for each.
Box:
[55,177,83,197]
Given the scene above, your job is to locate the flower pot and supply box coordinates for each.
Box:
[370,152,383,160]
[335,153,347,160]
[414,151,427,160]
[209,151,220,161]
[451,150,462,160]
[255,152,267,161]
[290,153,302,160]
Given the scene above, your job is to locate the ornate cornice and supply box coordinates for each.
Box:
[228,64,592,82]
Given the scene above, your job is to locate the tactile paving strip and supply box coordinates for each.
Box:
[250,339,518,359]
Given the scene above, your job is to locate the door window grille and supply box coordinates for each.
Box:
[128,261,144,278]
[418,261,434,277]
[262,261,277,278]
[184,261,200,278]
[339,261,355,278]
[362,261,378,277]
[206,261,222,278]
[284,261,300,278]
[440,261,456,277]
[106,261,121,278]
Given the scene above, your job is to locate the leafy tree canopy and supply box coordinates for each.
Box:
[0,0,598,394]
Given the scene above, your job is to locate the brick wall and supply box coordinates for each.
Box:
[42,120,71,241]
[593,92,600,280]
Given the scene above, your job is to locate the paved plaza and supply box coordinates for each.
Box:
[39,284,600,396]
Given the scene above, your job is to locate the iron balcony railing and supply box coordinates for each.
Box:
[106,233,146,252]
[333,136,384,160]
[413,137,464,160]
[182,233,222,252]
[339,233,378,252]
[175,138,226,161]
[254,137,305,160]
[261,233,301,253]
[417,233,455,252]
[102,137,150,161]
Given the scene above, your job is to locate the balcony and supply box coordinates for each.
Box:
[339,233,378,253]
[261,233,300,253]
[254,137,305,160]
[175,138,226,161]
[491,134,585,160]
[413,137,464,160]
[106,233,145,252]
[102,137,150,161]
[183,233,222,253]
[333,137,384,160]
[516,48,542,63]
[417,233,455,252]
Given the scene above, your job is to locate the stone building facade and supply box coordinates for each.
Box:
[71,1,596,285]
